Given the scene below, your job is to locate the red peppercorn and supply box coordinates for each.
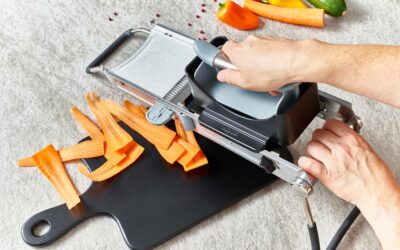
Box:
[156,13,161,18]
[108,16,113,21]
[113,11,118,16]
[201,4,206,7]
[188,23,192,27]
[196,15,200,18]
[203,37,207,41]
[201,9,206,13]
[200,30,205,34]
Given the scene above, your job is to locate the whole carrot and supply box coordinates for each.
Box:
[243,0,324,28]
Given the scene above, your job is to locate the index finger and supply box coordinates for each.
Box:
[221,40,239,58]
[323,119,356,137]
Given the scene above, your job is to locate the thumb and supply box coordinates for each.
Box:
[298,156,327,182]
[217,69,246,87]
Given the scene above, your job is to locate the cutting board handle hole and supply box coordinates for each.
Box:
[32,220,50,237]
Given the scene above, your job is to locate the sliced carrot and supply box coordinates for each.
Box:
[176,138,200,166]
[18,157,35,167]
[183,152,209,172]
[174,119,208,171]
[78,143,144,181]
[156,140,186,164]
[123,100,147,117]
[32,144,80,209]
[86,92,133,152]
[59,139,104,162]
[100,99,176,150]
[18,140,105,167]
[70,107,105,140]
[70,106,123,163]
[243,0,324,28]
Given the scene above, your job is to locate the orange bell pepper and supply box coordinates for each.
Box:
[217,0,259,30]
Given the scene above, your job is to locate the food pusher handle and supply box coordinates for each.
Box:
[86,28,150,74]
[193,40,299,92]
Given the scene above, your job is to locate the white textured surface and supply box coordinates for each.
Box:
[1,0,399,249]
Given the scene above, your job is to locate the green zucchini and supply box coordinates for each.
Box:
[306,0,347,17]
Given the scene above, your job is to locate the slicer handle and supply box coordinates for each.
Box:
[193,40,299,92]
[86,29,135,74]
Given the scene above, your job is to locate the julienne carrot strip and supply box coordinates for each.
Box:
[18,140,105,167]
[123,100,147,117]
[100,99,176,150]
[59,140,104,162]
[156,140,185,164]
[174,119,208,171]
[70,107,105,140]
[78,142,144,181]
[86,92,133,152]
[243,0,324,28]
[32,144,80,209]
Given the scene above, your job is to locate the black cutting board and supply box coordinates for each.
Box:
[21,122,289,249]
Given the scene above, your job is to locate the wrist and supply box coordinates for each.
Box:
[290,39,333,84]
[357,184,400,247]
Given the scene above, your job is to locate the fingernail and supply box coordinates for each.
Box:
[270,91,280,96]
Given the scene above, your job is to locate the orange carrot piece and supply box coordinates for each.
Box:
[18,140,104,167]
[176,138,200,166]
[183,152,209,172]
[86,92,133,152]
[243,0,324,28]
[100,99,175,150]
[78,143,144,181]
[18,157,35,167]
[174,119,208,171]
[123,100,147,117]
[156,140,186,164]
[70,107,105,140]
[59,139,104,162]
[32,145,80,209]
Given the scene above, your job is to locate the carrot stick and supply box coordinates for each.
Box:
[18,140,105,167]
[156,140,186,164]
[78,143,144,181]
[174,119,208,171]
[123,100,147,117]
[32,144,80,209]
[243,0,324,28]
[70,107,105,140]
[59,139,104,162]
[86,92,133,152]
[100,99,176,150]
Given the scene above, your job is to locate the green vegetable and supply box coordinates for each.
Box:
[305,0,347,17]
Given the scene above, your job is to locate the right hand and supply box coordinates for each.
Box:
[217,35,313,92]
[298,119,399,208]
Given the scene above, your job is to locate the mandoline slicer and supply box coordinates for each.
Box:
[86,24,362,196]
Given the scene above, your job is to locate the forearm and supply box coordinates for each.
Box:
[358,185,400,249]
[295,41,400,108]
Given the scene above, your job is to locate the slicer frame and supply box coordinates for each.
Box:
[86,24,362,196]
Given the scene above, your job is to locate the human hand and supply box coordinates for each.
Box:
[298,119,399,208]
[216,35,315,92]
[298,119,400,249]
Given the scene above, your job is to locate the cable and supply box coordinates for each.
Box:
[327,207,361,250]
[303,198,320,250]
[304,199,361,250]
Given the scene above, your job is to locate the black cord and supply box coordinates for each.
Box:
[308,222,320,250]
[326,206,361,250]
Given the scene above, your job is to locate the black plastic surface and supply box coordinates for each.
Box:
[86,29,135,74]
[185,37,320,151]
[21,122,291,249]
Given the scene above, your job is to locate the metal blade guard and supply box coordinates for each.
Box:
[86,24,362,196]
